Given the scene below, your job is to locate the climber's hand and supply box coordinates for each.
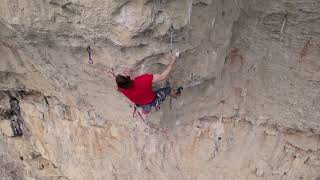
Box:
[175,51,180,58]
[106,70,115,79]
[122,67,133,77]
[152,54,176,83]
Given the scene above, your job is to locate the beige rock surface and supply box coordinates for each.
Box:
[0,0,319,179]
[0,120,13,137]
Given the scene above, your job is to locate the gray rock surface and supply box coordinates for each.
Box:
[0,0,319,179]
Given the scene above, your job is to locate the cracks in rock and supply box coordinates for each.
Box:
[0,90,42,137]
[0,91,24,137]
[158,25,190,46]
[183,76,216,90]
[299,37,312,60]
[61,2,72,9]
[8,95,23,137]
[13,91,42,133]
[134,52,165,67]
[49,0,84,14]
[111,1,130,16]
[119,43,148,52]
[1,41,25,66]
[202,115,320,141]
[190,115,320,176]
[43,96,50,106]
[111,0,168,42]
[199,115,219,123]
[48,1,62,7]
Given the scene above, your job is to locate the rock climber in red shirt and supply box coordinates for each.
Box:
[116,53,182,115]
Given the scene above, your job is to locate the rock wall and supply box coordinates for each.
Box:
[0,0,319,179]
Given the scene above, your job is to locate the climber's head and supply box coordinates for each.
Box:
[116,74,133,89]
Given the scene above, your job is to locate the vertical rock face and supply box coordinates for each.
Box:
[0,0,319,179]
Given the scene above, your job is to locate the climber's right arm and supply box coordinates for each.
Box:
[152,55,176,83]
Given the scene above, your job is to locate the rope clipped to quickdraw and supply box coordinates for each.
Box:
[169,25,182,59]
[87,46,93,64]
[169,24,174,54]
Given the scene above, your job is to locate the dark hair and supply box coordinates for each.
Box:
[116,75,133,89]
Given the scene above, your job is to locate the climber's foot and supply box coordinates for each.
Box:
[169,86,183,98]
[176,87,183,96]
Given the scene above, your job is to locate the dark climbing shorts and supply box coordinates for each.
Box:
[136,86,172,114]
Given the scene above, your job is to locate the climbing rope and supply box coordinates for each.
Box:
[280,14,288,34]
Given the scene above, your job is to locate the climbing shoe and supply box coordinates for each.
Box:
[175,87,183,96]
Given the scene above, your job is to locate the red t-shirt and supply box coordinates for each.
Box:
[119,74,155,105]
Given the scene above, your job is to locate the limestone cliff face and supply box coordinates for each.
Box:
[0,0,319,179]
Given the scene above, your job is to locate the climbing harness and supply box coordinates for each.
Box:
[133,86,182,120]
[87,46,93,64]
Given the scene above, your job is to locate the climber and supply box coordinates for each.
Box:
[115,53,182,116]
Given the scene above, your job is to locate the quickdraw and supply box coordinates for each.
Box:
[87,46,93,64]
[169,24,174,53]
[132,105,145,121]
[176,87,183,96]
